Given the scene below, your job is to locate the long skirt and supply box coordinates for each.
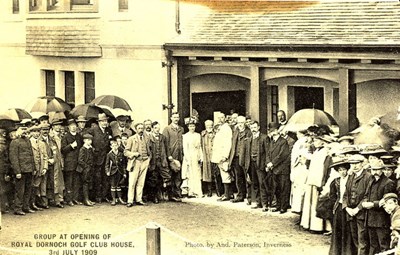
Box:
[329,204,352,255]
[290,165,308,213]
[300,185,331,231]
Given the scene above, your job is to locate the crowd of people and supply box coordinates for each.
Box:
[2,108,400,254]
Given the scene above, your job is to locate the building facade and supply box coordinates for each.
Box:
[0,0,179,126]
[1,0,400,133]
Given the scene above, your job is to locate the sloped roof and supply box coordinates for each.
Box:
[26,25,101,57]
[168,1,400,46]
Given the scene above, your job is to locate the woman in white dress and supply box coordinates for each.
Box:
[182,117,203,198]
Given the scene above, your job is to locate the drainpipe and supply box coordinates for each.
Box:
[162,50,174,121]
[175,0,181,34]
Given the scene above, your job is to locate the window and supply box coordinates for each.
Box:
[13,0,19,13]
[29,0,98,13]
[84,72,95,103]
[71,0,92,4]
[119,0,128,11]
[48,0,61,11]
[271,85,279,122]
[64,71,75,105]
[71,0,96,11]
[45,70,55,97]
[29,0,38,11]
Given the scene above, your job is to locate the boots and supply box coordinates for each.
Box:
[217,184,231,202]
[111,189,116,206]
[30,188,43,211]
[117,190,126,205]
[83,186,94,206]
[207,182,213,197]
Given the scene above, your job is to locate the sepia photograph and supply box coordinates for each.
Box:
[1,0,400,254]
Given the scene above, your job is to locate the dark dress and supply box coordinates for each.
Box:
[329,177,353,255]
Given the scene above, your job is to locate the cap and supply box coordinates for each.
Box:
[348,154,365,164]
[16,119,32,128]
[38,114,49,122]
[116,115,128,121]
[97,113,108,122]
[29,125,41,132]
[268,122,280,131]
[76,116,87,123]
[111,135,121,142]
[382,193,398,203]
[83,134,93,140]
[51,118,64,126]
[67,119,77,126]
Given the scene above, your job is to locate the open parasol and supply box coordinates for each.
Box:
[26,96,71,114]
[91,95,132,111]
[283,108,338,132]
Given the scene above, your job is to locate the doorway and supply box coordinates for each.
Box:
[192,90,246,131]
[294,86,324,111]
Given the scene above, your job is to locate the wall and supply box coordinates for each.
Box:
[357,79,400,125]
[0,0,181,128]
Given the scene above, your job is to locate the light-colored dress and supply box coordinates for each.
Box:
[301,147,332,232]
[182,132,203,197]
[290,137,310,213]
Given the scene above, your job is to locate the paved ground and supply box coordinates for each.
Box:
[0,196,330,255]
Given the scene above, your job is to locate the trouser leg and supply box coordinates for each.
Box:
[232,157,246,199]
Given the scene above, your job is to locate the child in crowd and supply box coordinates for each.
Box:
[105,138,127,206]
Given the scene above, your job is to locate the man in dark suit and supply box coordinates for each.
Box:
[343,154,372,255]
[362,160,395,255]
[110,114,133,138]
[229,116,252,203]
[244,121,269,210]
[162,112,184,200]
[148,121,172,203]
[61,119,83,206]
[9,123,35,215]
[88,113,112,203]
[266,122,290,214]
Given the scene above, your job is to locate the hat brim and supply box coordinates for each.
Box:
[361,150,387,155]
[330,161,350,169]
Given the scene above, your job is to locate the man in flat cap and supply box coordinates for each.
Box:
[382,193,400,249]
[88,113,112,203]
[39,123,64,208]
[266,122,290,213]
[9,122,35,215]
[362,159,395,254]
[77,133,95,206]
[111,114,133,138]
[29,125,48,211]
[342,154,371,255]
[61,119,83,206]
[76,116,89,135]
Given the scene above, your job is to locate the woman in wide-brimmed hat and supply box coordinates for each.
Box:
[328,159,352,255]
[181,116,203,198]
